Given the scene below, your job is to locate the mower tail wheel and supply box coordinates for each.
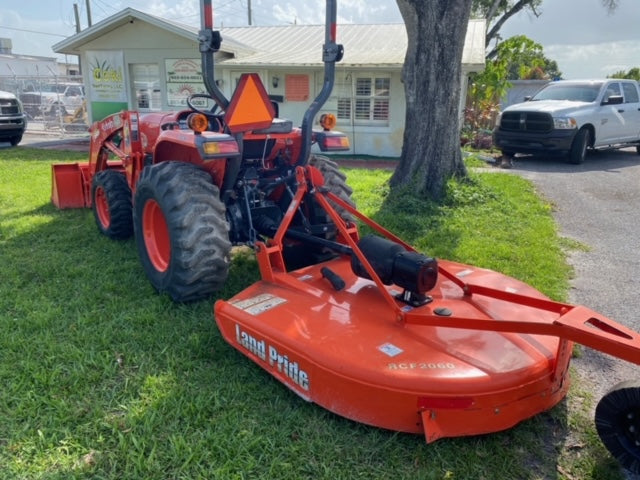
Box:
[595,379,640,474]
[133,161,231,302]
[91,170,133,239]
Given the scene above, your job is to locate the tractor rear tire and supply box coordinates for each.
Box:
[595,379,640,474]
[284,155,356,270]
[133,161,231,302]
[91,170,133,239]
[309,154,355,222]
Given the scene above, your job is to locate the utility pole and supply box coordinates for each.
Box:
[85,0,92,27]
[73,3,81,33]
[73,3,82,74]
[248,0,252,25]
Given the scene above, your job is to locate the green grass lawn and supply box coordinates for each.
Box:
[0,148,623,479]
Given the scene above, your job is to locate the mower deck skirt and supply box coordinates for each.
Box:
[214,257,570,442]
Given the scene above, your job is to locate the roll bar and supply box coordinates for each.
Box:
[199,0,229,110]
[298,0,343,165]
[198,0,343,165]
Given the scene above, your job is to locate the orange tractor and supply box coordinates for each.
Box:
[52,0,640,473]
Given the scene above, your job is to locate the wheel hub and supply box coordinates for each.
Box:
[142,199,170,272]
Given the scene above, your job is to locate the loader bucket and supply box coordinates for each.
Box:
[51,163,89,209]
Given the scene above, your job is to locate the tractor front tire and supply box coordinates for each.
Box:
[91,169,133,239]
[133,162,231,302]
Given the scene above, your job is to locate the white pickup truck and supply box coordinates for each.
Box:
[493,79,640,164]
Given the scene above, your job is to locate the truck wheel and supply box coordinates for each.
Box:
[284,155,356,270]
[91,170,133,239]
[133,161,231,302]
[636,145,640,155]
[569,128,590,164]
[9,135,22,146]
[595,379,640,474]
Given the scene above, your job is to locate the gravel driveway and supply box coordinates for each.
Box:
[509,148,640,386]
[508,148,640,477]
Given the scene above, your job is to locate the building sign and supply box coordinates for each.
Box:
[165,59,207,107]
[86,50,127,120]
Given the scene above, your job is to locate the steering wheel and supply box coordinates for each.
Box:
[186,93,224,117]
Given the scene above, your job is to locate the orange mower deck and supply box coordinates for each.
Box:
[214,166,640,443]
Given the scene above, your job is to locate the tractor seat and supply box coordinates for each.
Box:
[253,118,293,134]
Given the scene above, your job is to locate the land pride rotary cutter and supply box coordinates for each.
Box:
[51,0,640,473]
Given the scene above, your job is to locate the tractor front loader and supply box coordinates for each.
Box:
[50,0,640,474]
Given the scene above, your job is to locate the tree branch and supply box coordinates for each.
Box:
[485,0,502,24]
[485,0,541,46]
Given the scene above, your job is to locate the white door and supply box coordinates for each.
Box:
[619,81,640,141]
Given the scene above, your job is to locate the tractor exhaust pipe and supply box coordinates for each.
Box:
[199,0,229,110]
[298,0,343,166]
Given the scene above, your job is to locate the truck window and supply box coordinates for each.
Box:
[604,83,621,100]
[622,83,639,103]
[531,83,602,102]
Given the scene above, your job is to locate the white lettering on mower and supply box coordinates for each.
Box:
[235,324,310,391]
[235,324,267,361]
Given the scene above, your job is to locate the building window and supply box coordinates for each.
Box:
[285,74,309,101]
[131,63,161,111]
[336,75,390,126]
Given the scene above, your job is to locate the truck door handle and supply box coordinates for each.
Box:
[617,109,625,113]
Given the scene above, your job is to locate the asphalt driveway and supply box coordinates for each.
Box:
[507,148,640,405]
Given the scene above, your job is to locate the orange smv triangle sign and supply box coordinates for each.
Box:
[224,73,275,134]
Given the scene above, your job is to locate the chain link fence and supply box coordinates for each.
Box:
[0,74,89,138]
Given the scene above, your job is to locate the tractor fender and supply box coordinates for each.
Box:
[152,129,234,188]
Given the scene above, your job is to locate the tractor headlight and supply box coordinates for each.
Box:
[553,116,577,129]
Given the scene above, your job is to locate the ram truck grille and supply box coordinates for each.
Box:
[500,112,554,133]
[0,99,20,115]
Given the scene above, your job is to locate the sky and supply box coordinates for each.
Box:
[0,0,638,79]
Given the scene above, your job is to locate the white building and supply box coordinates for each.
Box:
[0,38,59,77]
[53,9,485,157]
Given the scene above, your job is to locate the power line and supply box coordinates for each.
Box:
[0,25,68,38]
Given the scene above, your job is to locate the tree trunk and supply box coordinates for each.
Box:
[390,0,472,199]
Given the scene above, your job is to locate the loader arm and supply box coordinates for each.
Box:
[52,111,143,209]
[87,111,144,191]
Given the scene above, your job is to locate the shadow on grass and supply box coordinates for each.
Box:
[0,186,623,480]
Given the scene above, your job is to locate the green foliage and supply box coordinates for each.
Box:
[0,148,625,479]
[464,34,560,145]
[607,67,640,80]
